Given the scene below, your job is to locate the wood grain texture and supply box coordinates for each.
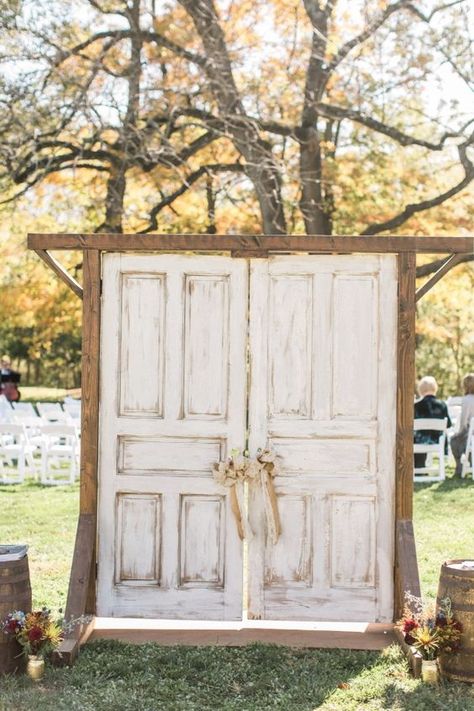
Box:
[395,252,416,522]
[53,513,95,666]
[395,252,417,619]
[63,513,95,626]
[88,619,395,650]
[396,520,421,606]
[27,233,474,253]
[35,250,84,298]
[80,250,101,615]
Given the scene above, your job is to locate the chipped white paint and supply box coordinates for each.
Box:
[98,252,397,624]
[116,494,161,585]
[119,273,165,417]
[248,255,397,622]
[270,439,373,475]
[330,496,376,588]
[98,254,247,619]
[179,495,225,587]
[184,276,229,419]
[118,436,224,475]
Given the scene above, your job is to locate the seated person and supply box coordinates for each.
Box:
[0,355,12,377]
[0,371,21,402]
[414,376,451,469]
[450,373,474,477]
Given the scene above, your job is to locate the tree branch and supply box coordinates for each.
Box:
[326,0,411,75]
[316,103,473,150]
[140,162,243,232]
[361,134,474,234]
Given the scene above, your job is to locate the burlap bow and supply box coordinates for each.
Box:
[213,448,281,544]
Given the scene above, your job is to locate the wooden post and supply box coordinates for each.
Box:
[55,249,101,665]
[80,249,101,612]
[395,251,417,618]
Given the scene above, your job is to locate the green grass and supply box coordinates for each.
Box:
[1,476,474,710]
[19,387,81,404]
[0,481,78,611]
[414,477,474,600]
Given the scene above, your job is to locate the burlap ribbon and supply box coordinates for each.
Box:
[213,449,281,544]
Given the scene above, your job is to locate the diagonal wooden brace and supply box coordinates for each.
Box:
[35,249,83,299]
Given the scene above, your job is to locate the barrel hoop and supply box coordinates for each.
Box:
[440,562,474,578]
[0,588,31,601]
[438,575,474,588]
[442,668,474,681]
[0,558,29,570]
[0,572,30,586]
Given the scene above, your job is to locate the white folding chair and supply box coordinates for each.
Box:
[0,423,37,484]
[461,417,474,479]
[11,402,38,418]
[40,423,79,485]
[447,397,462,434]
[414,418,448,483]
[37,401,71,423]
[63,399,81,422]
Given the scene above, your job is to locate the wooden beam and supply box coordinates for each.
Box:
[88,619,395,650]
[53,251,101,666]
[396,519,421,606]
[395,251,417,618]
[395,252,416,521]
[81,250,101,619]
[27,233,474,253]
[35,249,83,299]
[53,513,95,665]
[415,253,472,302]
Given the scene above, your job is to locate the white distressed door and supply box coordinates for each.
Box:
[248,255,397,622]
[97,254,247,619]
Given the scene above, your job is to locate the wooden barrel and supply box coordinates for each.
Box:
[437,559,474,683]
[0,556,32,675]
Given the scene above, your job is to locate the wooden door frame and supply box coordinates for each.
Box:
[28,233,473,661]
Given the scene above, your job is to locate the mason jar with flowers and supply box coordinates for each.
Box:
[397,596,463,684]
[2,608,63,680]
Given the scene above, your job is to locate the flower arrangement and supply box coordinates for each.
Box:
[397,595,462,660]
[2,608,63,658]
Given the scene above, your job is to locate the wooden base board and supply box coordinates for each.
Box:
[88,618,395,650]
[53,617,96,666]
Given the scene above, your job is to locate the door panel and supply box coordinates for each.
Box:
[248,255,397,622]
[97,254,247,619]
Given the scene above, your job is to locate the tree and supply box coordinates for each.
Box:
[416,265,474,395]
[0,0,472,252]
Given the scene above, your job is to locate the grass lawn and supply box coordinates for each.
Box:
[1,476,474,710]
[19,387,81,404]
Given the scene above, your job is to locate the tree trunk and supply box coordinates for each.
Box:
[103,167,126,233]
[299,125,331,234]
[178,0,286,234]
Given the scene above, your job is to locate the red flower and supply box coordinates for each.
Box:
[5,620,20,634]
[403,619,419,634]
[28,626,43,642]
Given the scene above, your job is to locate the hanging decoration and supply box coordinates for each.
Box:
[213,448,281,544]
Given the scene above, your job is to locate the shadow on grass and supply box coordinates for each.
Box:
[382,678,474,711]
[414,476,473,495]
[0,641,388,711]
